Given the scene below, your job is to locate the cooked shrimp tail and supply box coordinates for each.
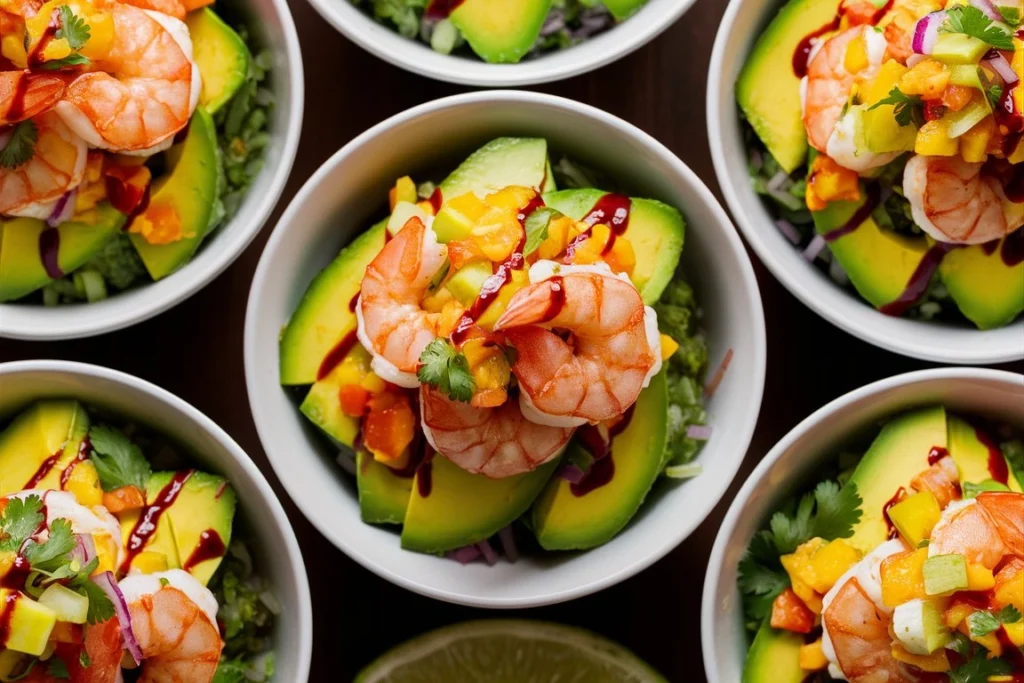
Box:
[0,111,87,218]
[0,71,67,125]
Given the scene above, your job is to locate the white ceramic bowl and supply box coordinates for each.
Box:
[0,0,303,341]
[0,360,312,680]
[245,90,767,608]
[707,0,1024,364]
[306,0,691,86]
[701,367,1024,682]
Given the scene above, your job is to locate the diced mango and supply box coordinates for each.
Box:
[660,334,679,361]
[1,591,56,656]
[965,563,995,591]
[422,285,454,313]
[132,551,169,574]
[65,460,103,507]
[993,562,1024,612]
[799,640,828,671]
[1014,40,1023,114]
[862,60,909,105]
[940,84,973,112]
[437,300,467,339]
[1004,621,1024,647]
[844,33,869,74]
[899,59,949,99]
[605,234,636,276]
[536,216,581,260]
[782,538,859,596]
[944,599,975,629]
[881,549,929,608]
[891,644,950,672]
[485,186,537,212]
[807,154,860,210]
[363,391,415,463]
[915,120,959,156]
[360,371,386,395]
[471,208,524,262]
[770,588,815,634]
[433,192,490,244]
[959,116,995,163]
[463,339,511,406]
[787,572,823,615]
[389,176,417,211]
[887,490,941,548]
[475,269,529,331]
[970,628,1002,656]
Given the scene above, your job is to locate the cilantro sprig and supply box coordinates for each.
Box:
[967,604,1022,638]
[942,5,1014,50]
[523,207,560,255]
[88,425,152,492]
[948,632,1013,683]
[417,339,476,403]
[40,6,91,70]
[869,87,925,127]
[998,6,1021,27]
[0,120,38,170]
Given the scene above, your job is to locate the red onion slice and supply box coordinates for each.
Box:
[47,189,77,227]
[72,534,97,566]
[802,234,827,262]
[912,11,944,54]
[557,463,587,484]
[970,0,1002,21]
[704,348,734,399]
[0,129,12,150]
[774,219,802,245]
[446,545,480,564]
[92,572,143,665]
[686,425,713,441]
[476,540,498,566]
[984,53,1019,86]
[497,526,519,563]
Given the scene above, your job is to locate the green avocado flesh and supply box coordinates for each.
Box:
[543,190,685,305]
[358,451,414,525]
[0,204,125,302]
[738,0,842,173]
[0,400,90,496]
[186,8,250,115]
[129,107,219,281]
[531,370,668,551]
[602,0,647,20]
[450,0,553,64]
[948,415,1022,492]
[939,242,1024,331]
[402,453,559,554]
[811,189,929,309]
[742,618,804,683]
[440,138,550,199]
[279,220,386,386]
[299,344,369,449]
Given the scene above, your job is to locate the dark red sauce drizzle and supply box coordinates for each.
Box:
[60,438,91,490]
[1001,227,1024,267]
[38,228,64,279]
[424,0,465,19]
[182,530,226,572]
[793,16,842,78]
[563,194,632,261]
[348,291,360,312]
[927,446,949,466]
[417,451,434,498]
[995,85,1023,161]
[878,243,954,317]
[571,455,615,497]
[821,183,881,243]
[428,187,443,214]
[567,405,636,495]
[104,169,151,218]
[882,487,907,540]
[24,452,61,489]
[317,330,359,381]
[120,470,194,574]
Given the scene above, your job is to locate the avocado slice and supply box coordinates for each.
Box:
[846,406,947,553]
[448,0,553,64]
[602,0,647,20]
[299,344,371,448]
[358,451,414,525]
[186,8,250,115]
[811,188,931,310]
[280,219,386,386]
[543,190,685,304]
[530,370,668,550]
[0,401,90,496]
[742,618,805,683]
[948,415,1023,492]
[128,107,219,281]
[737,0,842,173]
[0,204,125,302]
[401,452,559,554]
[439,138,551,200]
[939,240,1024,330]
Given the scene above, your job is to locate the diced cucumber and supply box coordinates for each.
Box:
[445,262,493,306]
[946,100,991,138]
[387,202,428,237]
[887,491,941,548]
[923,554,968,595]
[931,34,989,65]
[38,584,89,624]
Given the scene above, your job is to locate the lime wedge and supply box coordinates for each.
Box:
[355,620,666,683]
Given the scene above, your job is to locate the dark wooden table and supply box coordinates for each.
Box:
[2,1,1022,680]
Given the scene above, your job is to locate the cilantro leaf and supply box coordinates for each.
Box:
[967,604,1022,638]
[78,650,90,669]
[869,87,925,127]
[87,425,152,492]
[56,5,90,49]
[523,207,559,255]
[212,658,249,683]
[75,578,115,625]
[22,519,75,573]
[809,479,863,540]
[38,52,90,71]
[943,5,1014,50]
[0,120,38,169]
[949,653,1011,683]
[47,657,70,679]
[417,339,476,403]
[0,495,45,552]
[986,85,1004,110]
[998,6,1021,27]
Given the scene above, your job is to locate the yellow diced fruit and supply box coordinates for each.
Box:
[132,551,169,574]
[360,371,386,395]
[1010,138,1024,165]
[915,120,959,156]
[1003,621,1024,647]
[899,59,950,99]
[78,11,113,59]
[660,334,679,361]
[471,208,523,262]
[476,269,529,330]
[484,186,536,211]
[944,602,974,629]
[0,552,15,579]
[862,60,909,104]
[605,234,637,276]
[433,192,490,244]
[571,235,606,265]
[422,285,454,313]
[1,34,28,68]
[970,629,1002,656]
[959,116,994,164]
[881,549,929,608]
[807,539,860,593]
[0,590,56,656]
[464,341,510,392]
[965,563,994,591]
[887,490,941,548]
[891,644,950,672]
[64,460,103,507]
[844,34,869,74]
[799,640,828,671]
[335,347,370,387]
[437,300,467,338]
[390,176,417,211]
[994,573,1024,613]
[416,200,436,217]
[537,216,579,260]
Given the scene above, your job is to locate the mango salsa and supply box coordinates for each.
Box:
[881,548,929,607]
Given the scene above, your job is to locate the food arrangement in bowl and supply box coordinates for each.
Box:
[279,136,722,562]
[349,0,652,64]
[737,403,1023,681]
[0,0,272,306]
[738,0,1023,330]
[0,399,277,682]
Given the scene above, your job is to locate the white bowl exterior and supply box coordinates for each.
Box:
[707,0,1024,364]
[305,0,692,86]
[0,361,312,681]
[0,0,304,340]
[701,368,1024,683]
[245,91,766,607]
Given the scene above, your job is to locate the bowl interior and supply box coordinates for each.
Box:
[0,0,302,340]
[306,0,691,86]
[707,0,1024,364]
[246,92,766,607]
[701,369,1024,683]
[0,362,311,681]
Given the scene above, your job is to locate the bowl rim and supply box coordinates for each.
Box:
[302,0,694,86]
[706,0,1024,365]
[0,359,313,681]
[699,366,1024,682]
[244,89,768,608]
[0,0,304,341]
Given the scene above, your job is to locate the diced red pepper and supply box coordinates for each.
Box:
[770,588,816,634]
[363,392,415,462]
[339,384,370,418]
[924,100,947,122]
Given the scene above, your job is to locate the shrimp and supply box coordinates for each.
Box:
[493,261,661,428]
[356,216,447,388]
[119,569,223,683]
[802,26,898,173]
[903,155,1024,245]
[6,490,123,571]
[822,578,919,683]
[420,385,574,478]
[909,454,960,508]
[929,492,1024,569]
[54,1,200,155]
[117,0,186,19]
[0,111,87,218]
[0,71,67,126]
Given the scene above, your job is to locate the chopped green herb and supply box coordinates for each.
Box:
[523,207,560,255]
[78,650,90,669]
[417,338,475,403]
[56,5,90,48]
[869,87,925,127]
[0,120,38,169]
[0,495,45,551]
[38,52,90,70]
[88,425,152,492]
[942,5,1014,50]
[22,519,75,573]
[986,84,1004,109]
[997,6,1021,27]
[47,657,70,679]
[967,604,1022,638]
